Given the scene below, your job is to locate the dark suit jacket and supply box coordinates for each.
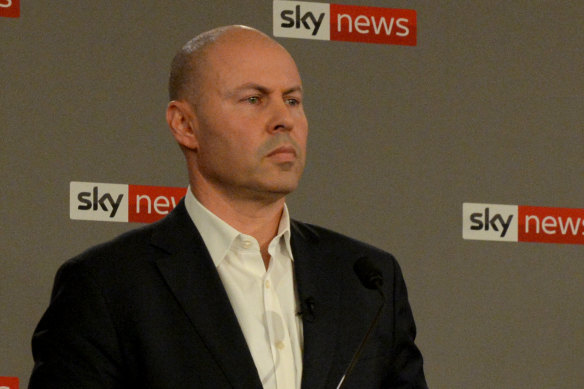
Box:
[30,201,427,388]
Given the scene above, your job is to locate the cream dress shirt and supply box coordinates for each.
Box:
[184,189,303,389]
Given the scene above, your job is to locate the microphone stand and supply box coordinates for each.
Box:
[336,284,385,389]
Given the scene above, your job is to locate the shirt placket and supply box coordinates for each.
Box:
[264,249,296,389]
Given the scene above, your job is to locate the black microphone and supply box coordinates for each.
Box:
[354,257,384,292]
[336,258,386,389]
[297,296,316,322]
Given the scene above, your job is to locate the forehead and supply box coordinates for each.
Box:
[200,33,302,90]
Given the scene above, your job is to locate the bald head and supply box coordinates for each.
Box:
[168,25,287,103]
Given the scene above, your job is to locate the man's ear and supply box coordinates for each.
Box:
[166,100,199,150]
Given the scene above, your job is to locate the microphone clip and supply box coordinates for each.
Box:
[298,296,316,322]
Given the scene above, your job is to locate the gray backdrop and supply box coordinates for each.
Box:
[1,1,582,388]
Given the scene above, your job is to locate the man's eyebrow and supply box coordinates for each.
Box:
[233,83,270,94]
[283,85,303,95]
[231,83,303,95]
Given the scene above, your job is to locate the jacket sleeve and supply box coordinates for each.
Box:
[29,259,125,389]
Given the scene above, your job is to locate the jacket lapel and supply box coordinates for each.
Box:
[291,221,343,389]
[150,201,262,389]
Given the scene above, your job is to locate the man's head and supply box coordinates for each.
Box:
[166,26,308,205]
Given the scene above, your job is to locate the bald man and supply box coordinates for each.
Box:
[30,26,427,389]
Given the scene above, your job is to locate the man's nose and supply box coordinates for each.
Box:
[268,99,294,132]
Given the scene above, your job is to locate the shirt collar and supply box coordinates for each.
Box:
[184,186,293,267]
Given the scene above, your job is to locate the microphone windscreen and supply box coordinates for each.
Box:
[353,257,383,290]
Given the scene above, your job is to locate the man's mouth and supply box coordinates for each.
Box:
[267,145,297,162]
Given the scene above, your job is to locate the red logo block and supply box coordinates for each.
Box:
[331,4,416,46]
[128,185,187,223]
[0,0,20,18]
[0,377,19,389]
[519,206,584,245]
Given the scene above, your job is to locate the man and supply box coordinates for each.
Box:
[30,26,427,388]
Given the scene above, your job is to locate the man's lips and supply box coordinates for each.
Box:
[268,145,296,156]
[267,144,297,162]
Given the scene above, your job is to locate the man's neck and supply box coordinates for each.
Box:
[189,185,286,267]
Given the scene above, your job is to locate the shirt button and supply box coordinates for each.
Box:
[242,240,252,249]
[265,280,271,289]
[276,341,285,350]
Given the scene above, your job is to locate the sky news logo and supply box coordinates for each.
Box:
[273,0,416,46]
[70,182,187,223]
[0,0,19,18]
[463,203,584,245]
[0,377,19,389]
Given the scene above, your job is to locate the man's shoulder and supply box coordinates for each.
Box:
[81,221,157,254]
[62,222,157,273]
[65,201,194,272]
[290,219,394,260]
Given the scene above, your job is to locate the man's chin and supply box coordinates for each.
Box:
[250,180,301,202]
[265,183,298,198]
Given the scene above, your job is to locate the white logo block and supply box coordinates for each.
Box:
[70,182,129,222]
[463,203,518,242]
[273,0,330,40]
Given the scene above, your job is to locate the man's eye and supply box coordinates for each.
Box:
[286,98,300,106]
[246,96,260,104]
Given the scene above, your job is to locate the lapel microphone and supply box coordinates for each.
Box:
[297,296,316,322]
[336,257,386,389]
